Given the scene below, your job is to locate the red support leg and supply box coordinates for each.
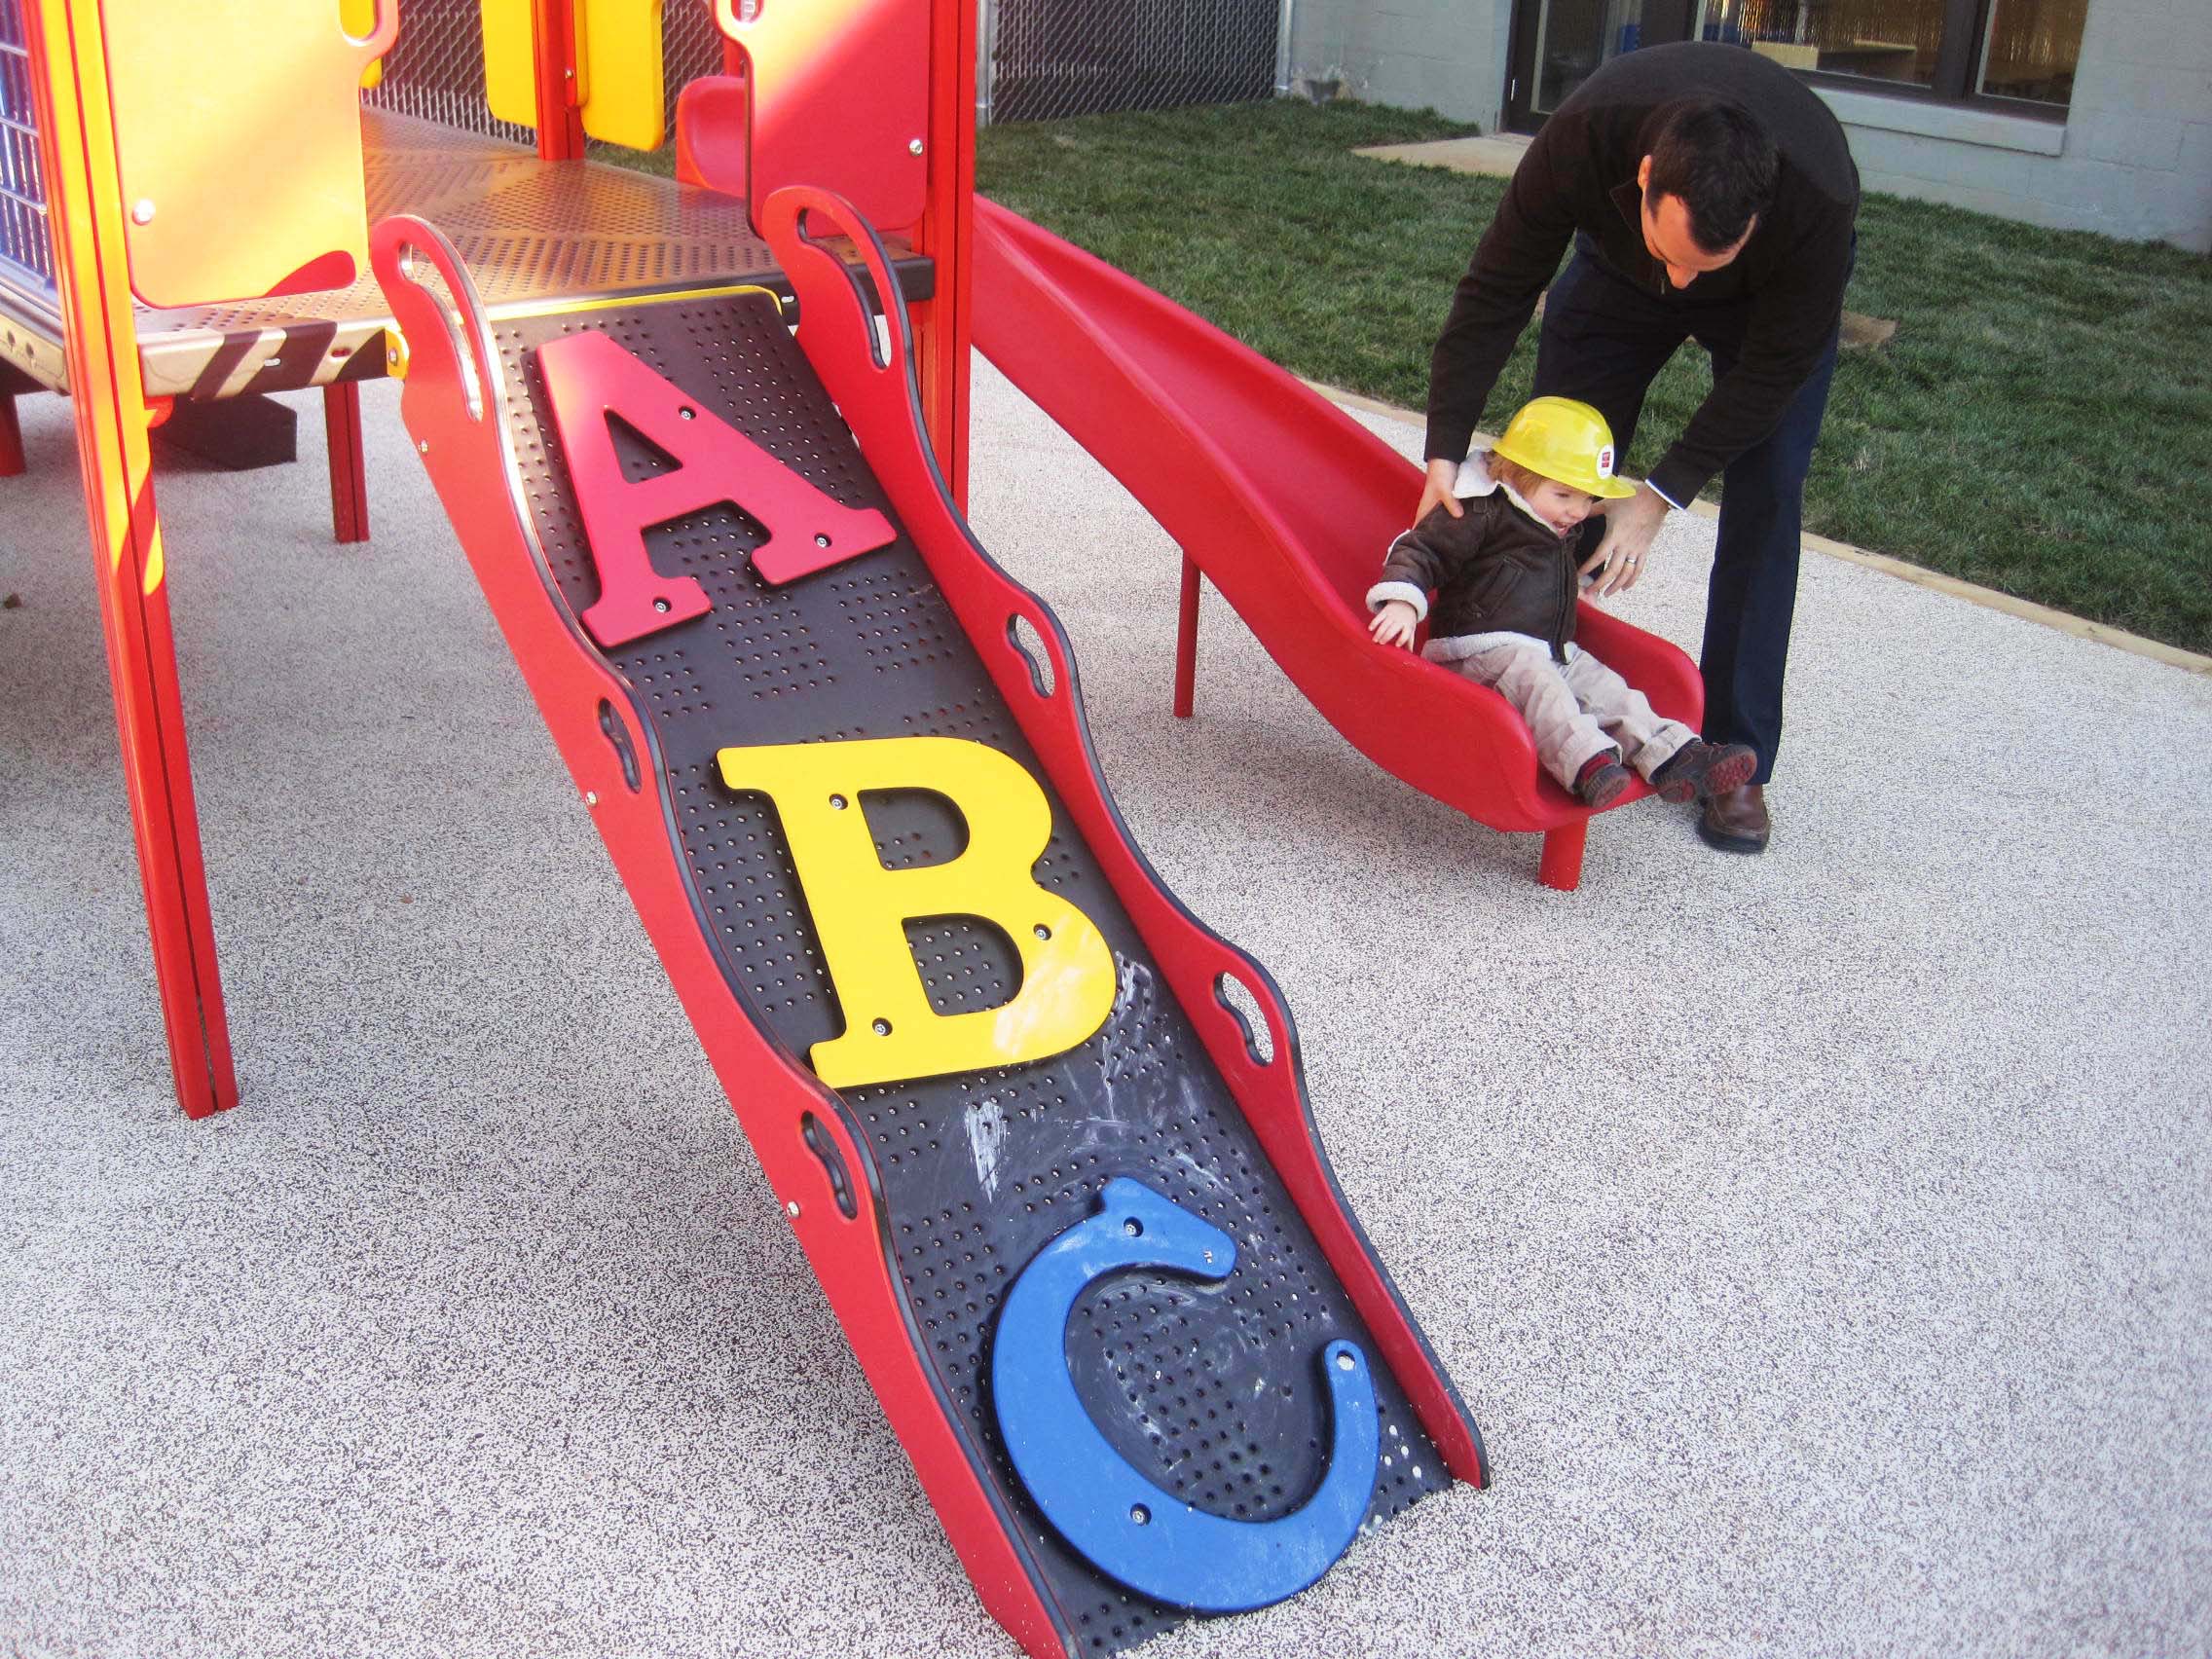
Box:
[1172,552,1200,718]
[323,382,368,543]
[1537,822,1587,892]
[0,393,23,476]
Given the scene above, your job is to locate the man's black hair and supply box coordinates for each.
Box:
[1643,96,1778,253]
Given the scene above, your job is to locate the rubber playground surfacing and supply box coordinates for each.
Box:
[1,363,2207,1657]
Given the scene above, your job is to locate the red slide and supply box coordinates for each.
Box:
[972,196,1703,891]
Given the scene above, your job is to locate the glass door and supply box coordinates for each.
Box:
[1504,0,1695,131]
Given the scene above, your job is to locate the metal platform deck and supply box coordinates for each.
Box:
[0,110,932,399]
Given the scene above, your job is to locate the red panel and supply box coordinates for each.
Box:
[535,328,895,646]
[0,391,22,477]
[710,0,928,235]
[760,184,1489,1494]
[970,198,1705,876]
[267,248,359,299]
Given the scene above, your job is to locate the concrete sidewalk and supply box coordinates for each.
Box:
[1,360,2207,1659]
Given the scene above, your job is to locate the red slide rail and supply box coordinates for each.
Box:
[972,197,1704,891]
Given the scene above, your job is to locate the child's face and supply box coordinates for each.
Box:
[1524,477,1601,536]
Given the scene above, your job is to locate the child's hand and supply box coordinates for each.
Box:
[1369,601,1418,649]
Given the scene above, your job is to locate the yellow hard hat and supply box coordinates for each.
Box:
[1491,397,1640,499]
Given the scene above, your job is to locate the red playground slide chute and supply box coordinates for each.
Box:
[971,196,1704,891]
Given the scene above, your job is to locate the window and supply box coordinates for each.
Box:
[1692,0,2087,110]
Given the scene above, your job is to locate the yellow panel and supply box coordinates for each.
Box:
[481,0,536,128]
[577,0,665,151]
[719,738,1118,1089]
[342,0,386,88]
[100,0,398,307]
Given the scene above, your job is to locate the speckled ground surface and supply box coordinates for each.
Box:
[2,362,2205,1659]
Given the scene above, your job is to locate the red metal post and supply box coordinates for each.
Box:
[25,0,238,1118]
[1173,551,1200,718]
[531,0,584,161]
[1537,823,1587,892]
[912,0,977,506]
[323,382,368,542]
[0,392,22,476]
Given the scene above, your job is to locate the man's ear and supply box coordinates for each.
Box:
[1636,154,1652,194]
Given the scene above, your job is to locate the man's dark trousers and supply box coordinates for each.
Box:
[1533,239,1841,785]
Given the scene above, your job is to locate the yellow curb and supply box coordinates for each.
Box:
[1303,377,2212,680]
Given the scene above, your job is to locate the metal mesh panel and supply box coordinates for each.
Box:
[663,0,727,141]
[362,0,535,145]
[988,0,1278,124]
[0,0,53,288]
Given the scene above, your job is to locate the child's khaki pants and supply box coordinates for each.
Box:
[1437,640,1694,793]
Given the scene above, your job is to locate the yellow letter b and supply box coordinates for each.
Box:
[717,737,1118,1088]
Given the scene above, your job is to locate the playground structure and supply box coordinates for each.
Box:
[2,0,1694,1647]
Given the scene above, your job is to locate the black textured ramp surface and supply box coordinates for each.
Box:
[496,291,1452,1648]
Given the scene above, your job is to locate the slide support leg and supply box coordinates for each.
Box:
[1537,823,1587,892]
[324,383,369,543]
[1173,552,1199,718]
[0,391,23,477]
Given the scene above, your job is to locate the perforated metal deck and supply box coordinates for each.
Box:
[0,110,931,398]
[496,291,1452,1647]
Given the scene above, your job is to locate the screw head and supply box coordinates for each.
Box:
[785,1199,801,1217]
[908,137,924,156]
[416,439,429,453]
[131,199,155,225]
[584,790,599,806]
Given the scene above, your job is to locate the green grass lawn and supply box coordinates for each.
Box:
[975,98,2212,656]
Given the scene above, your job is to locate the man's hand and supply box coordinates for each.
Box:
[1369,601,1419,649]
[1578,484,1671,598]
[1416,458,1463,523]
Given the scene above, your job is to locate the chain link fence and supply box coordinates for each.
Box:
[0,0,52,287]
[360,0,534,143]
[982,0,1285,124]
[361,0,727,148]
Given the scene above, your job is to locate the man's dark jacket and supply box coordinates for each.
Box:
[1374,491,1587,660]
[1424,42,1860,508]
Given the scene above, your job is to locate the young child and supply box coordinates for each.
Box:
[1367,396,1753,810]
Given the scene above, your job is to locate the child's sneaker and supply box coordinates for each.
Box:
[1575,750,1633,809]
[1649,739,1757,804]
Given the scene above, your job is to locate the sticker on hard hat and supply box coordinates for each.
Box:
[1598,446,1615,476]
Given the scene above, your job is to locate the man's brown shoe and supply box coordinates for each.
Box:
[1697,783,1770,854]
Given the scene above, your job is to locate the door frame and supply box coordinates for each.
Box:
[1501,0,1699,133]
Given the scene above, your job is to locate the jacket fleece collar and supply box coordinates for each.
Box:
[1453,450,1554,534]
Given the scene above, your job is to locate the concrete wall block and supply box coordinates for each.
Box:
[1842,126,2056,196]
[2068,59,2212,118]
[1368,47,1488,119]
[2180,120,2212,178]
[2079,0,2212,72]
[2073,109,2188,169]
